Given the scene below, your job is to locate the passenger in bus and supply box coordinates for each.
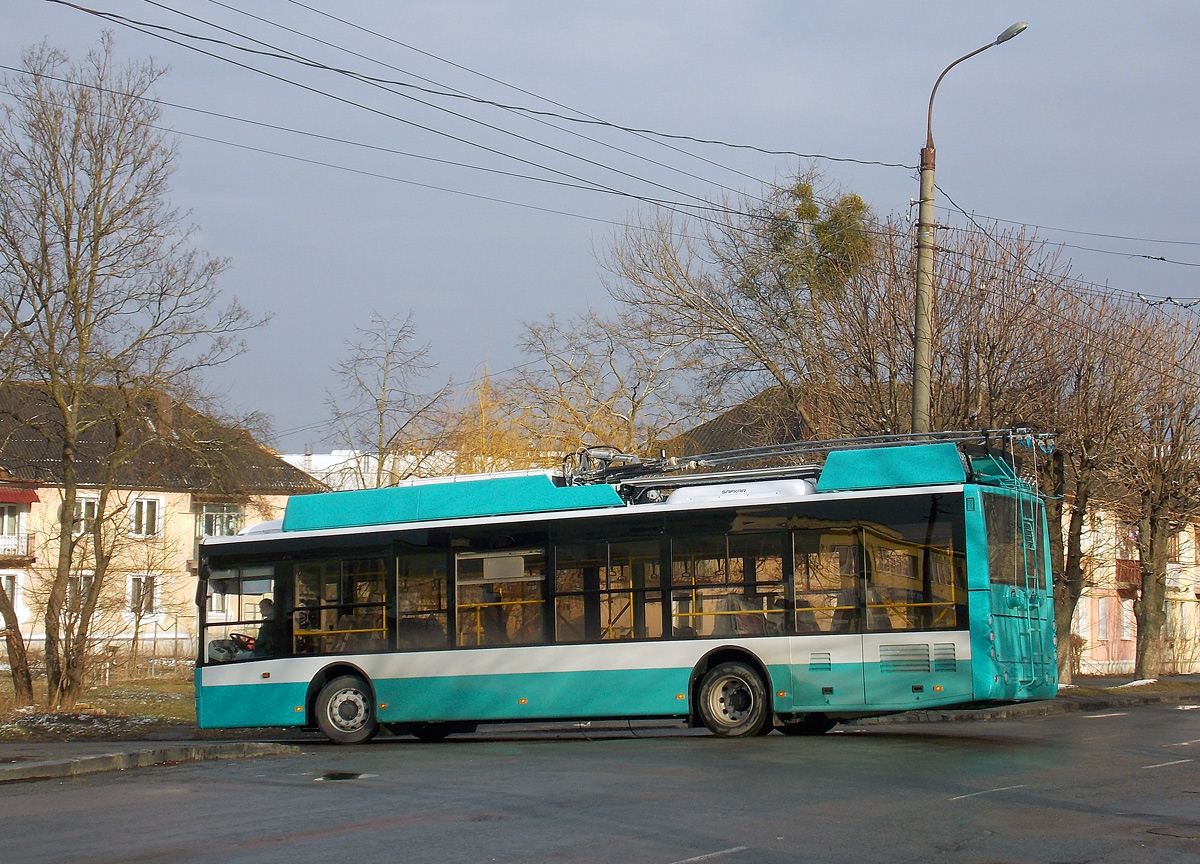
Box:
[397,615,445,650]
[481,585,509,645]
[778,597,820,634]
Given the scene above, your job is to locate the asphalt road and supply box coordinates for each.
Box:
[2,706,1198,864]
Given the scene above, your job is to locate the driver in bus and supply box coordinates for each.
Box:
[206,596,274,663]
[250,598,275,657]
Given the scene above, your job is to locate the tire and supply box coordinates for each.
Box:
[314,675,379,744]
[779,713,836,736]
[697,661,770,737]
[412,722,452,742]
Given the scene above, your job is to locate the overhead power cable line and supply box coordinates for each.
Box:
[280,0,912,173]
[0,79,656,229]
[45,0,758,232]
[53,0,801,228]
[936,186,1200,309]
[936,199,1200,269]
[191,0,768,205]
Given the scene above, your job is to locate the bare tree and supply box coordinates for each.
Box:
[326,310,451,487]
[441,373,555,474]
[0,37,258,709]
[1110,315,1200,678]
[602,172,876,440]
[502,307,700,457]
[1038,294,1150,680]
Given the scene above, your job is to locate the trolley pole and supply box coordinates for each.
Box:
[912,21,1027,434]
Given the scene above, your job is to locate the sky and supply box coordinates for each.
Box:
[4,1,1198,453]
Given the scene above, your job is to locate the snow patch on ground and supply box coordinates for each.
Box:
[1114,679,1158,688]
[0,709,159,740]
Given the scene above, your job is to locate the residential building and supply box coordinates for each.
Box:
[0,384,326,666]
[1071,515,1200,675]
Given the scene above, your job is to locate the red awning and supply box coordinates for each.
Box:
[0,488,39,504]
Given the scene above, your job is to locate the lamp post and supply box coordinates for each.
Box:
[911,21,1027,434]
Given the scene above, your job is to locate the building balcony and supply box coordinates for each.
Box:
[1115,558,1140,587]
[0,532,35,562]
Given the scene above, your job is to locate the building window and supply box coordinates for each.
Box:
[73,499,98,535]
[130,499,160,537]
[1074,598,1090,640]
[1121,598,1134,641]
[1181,603,1195,642]
[130,573,156,615]
[1097,597,1110,641]
[200,504,242,537]
[67,573,94,611]
[1117,523,1138,560]
[0,506,24,556]
[2,572,15,604]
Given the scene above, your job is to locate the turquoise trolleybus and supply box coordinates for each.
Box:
[195,431,1057,743]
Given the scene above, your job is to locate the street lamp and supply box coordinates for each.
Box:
[911,21,1027,434]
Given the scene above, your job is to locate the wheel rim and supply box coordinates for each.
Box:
[326,687,369,733]
[708,673,755,727]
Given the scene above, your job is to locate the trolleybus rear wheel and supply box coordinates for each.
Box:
[698,661,769,737]
[315,675,379,744]
[779,713,836,736]
[412,722,452,742]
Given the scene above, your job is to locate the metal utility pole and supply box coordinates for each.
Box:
[912,21,1028,434]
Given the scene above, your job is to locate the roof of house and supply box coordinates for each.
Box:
[0,383,326,497]
[666,387,809,457]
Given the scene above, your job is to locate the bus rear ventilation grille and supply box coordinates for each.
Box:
[879,643,931,674]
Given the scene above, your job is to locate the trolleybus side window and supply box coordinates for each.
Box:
[790,501,967,634]
[293,557,388,655]
[554,539,664,642]
[792,532,861,634]
[202,565,277,663]
[456,549,546,647]
[395,552,449,650]
[671,532,786,638]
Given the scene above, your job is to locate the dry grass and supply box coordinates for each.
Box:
[0,672,195,740]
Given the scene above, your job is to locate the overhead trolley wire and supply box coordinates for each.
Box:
[194,0,774,206]
[33,4,1200,315]
[45,0,760,231]
[933,185,1200,311]
[281,0,914,176]
[51,0,784,230]
[0,77,667,231]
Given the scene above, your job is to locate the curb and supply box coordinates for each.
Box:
[0,741,301,784]
[856,689,1200,726]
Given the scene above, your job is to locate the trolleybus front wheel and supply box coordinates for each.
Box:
[315,675,379,744]
[698,661,770,737]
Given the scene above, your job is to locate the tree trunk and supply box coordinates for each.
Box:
[44,489,76,710]
[1133,504,1169,679]
[1056,455,1094,683]
[0,587,35,706]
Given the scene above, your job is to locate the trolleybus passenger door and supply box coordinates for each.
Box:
[788,533,866,710]
[861,512,974,708]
